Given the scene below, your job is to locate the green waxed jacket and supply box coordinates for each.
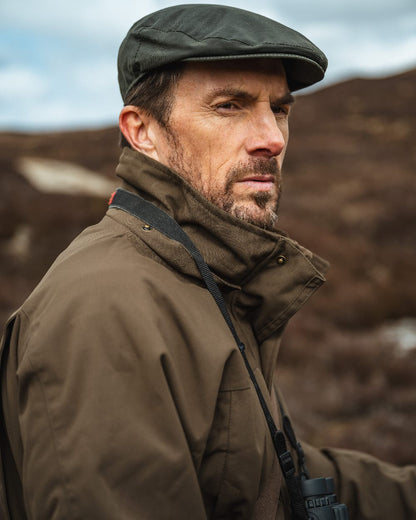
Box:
[1,149,416,519]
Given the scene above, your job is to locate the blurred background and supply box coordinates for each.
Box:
[1,0,416,464]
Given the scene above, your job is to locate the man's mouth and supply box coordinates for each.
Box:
[236,175,276,191]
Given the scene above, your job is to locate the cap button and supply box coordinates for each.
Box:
[142,224,152,232]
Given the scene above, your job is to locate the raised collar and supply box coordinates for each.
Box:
[114,148,328,342]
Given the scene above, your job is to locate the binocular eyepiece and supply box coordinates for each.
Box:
[301,477,349,519]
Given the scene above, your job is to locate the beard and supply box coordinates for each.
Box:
[219,159,282,230]
[164,130,282,231]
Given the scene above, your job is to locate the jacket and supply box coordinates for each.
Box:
[1,148,416,519]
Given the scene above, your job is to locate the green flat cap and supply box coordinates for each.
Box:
[118,4,328,100]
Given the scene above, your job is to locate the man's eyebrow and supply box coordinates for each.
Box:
[271,92,295,106]
[207,87,257,102]
[207,87,295,105]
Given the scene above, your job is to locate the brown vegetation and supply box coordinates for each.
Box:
[1,69,415,465]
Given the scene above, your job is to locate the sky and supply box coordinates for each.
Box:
[1,0,415,131]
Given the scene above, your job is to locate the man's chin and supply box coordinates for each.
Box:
[228,201,279,231]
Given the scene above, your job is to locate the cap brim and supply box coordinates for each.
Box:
[183,53,325,92]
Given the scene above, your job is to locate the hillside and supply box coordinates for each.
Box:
[1,69,415,465]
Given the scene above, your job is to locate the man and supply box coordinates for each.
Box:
[1,4,415,519]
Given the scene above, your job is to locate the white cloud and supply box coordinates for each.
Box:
[0,66,48,100]
[1,0,159,47]
[336,35,416,77]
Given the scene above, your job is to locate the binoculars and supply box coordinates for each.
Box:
[301,477,349,519]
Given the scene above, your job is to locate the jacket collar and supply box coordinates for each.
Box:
[115,148,328,343]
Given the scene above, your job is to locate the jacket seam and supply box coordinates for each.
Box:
[212,391,232,518]
[22,352,79,519]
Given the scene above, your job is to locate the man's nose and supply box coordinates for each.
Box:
[245,109,287,158]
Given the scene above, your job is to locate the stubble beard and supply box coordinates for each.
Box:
[164,130,282,231]
[220,160,281,230]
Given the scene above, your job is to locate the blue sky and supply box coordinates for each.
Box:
[1,0,415,131]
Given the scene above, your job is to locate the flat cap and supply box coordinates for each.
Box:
[118,4,328,100]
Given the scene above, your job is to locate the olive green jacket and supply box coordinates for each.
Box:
[1,149,415,519]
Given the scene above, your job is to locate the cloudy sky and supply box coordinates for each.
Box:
[1,0,415,131]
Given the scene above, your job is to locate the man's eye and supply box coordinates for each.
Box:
[272,105,290,116]
[216,102,239,110]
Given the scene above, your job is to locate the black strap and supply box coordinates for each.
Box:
[109,188,308,519]
[277,395,309,479]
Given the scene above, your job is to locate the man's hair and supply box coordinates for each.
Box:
[119,63,184,148]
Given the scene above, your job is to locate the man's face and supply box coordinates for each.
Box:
[153,59,293,230]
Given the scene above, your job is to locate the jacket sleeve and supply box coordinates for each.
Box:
[2,285,211,520]
[302,441,416,519]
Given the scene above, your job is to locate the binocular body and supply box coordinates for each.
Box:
[301,477,349,519]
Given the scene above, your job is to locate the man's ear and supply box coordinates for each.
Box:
[119,106,161,160]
